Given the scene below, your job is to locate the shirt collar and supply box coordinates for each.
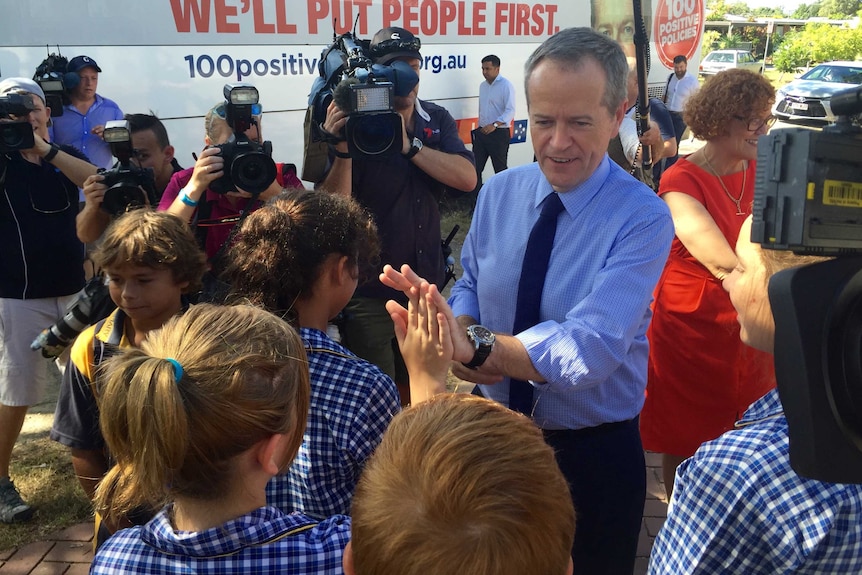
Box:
[414,98,430,122]
[535,155,611,216]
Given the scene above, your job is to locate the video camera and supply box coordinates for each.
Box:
[96,120,158,216]
[207,83,276,195]
[308,31,419,159]
[32,50,75,118]
[0,94,36,153]
[752,85,862,484]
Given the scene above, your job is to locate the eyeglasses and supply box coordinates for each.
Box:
[733,114,777,132]
[28,186,71,214]
[211,102,263,118]
[370,37,422,58]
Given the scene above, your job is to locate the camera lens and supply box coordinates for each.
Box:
[348,113,402,156]
[1,122,35,151]
[231,152,277,195]
[103,184,146,215]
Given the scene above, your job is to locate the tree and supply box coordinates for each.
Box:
[817,0,861,18]
[791,3,819,19]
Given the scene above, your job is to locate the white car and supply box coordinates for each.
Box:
[699,49,763,76]
[773,61,862,123]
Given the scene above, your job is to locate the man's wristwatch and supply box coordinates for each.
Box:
[404,136,423,159]
[463,325,496,369]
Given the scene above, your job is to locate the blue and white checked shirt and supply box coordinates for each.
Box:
[650,389,862,574]
[449,157,673,429]
[266,328,400,518]
[91,506,350,574]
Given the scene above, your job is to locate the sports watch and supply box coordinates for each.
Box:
[463,325,496,369]
[404,136,423,159]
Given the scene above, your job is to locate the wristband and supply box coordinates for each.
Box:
[179,187,199,207]
[43,142,61,163]
[328,144,351,159]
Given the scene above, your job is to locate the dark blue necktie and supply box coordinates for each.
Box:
[509,192,565,415]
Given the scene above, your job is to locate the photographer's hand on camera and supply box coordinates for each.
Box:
[166,146,223,221]
[75,174,111,243]
[318,101,352,197]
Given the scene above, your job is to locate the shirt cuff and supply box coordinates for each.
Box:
[515,320,566,388]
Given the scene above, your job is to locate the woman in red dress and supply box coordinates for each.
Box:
[641,69,777,497]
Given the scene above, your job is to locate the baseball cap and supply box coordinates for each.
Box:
[67,55,102,74]
[0,77,46,105]
[370,27,422,65]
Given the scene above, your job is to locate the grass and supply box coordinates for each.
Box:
[0,367,92,552]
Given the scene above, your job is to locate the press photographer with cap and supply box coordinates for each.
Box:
[0,77,97,523]
[52,55,124,170]
[320,27,476,404]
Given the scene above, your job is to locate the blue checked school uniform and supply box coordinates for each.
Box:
[266,328,400,518]
[91,506,350,574]
[650,389,862,574]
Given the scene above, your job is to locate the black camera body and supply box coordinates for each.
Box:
[309,33,418,159]
[0,94,36,153]
[32,51,74,118]
[98,120,157,215]
[207,83,276,195]
[752,85,862,484]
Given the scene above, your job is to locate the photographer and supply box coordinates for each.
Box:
[0,77,96,523]
[320,27,476,404]
[648,217,862,574]
[76,113,183,243]
[158,98,302,264]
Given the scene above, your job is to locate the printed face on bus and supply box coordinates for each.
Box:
[527,57,624,193]
[591,0,636,59]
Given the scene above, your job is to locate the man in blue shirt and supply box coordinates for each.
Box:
[473,55,516,191]
[52,55,124,170]
[382,28,673,575]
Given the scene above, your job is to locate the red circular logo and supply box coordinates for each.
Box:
[654,0,704,68]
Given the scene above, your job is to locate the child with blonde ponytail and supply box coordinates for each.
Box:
[90,303,350,574]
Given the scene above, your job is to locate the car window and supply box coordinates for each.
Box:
[835,67,862,84]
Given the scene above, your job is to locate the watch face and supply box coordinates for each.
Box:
[470,325,495,345]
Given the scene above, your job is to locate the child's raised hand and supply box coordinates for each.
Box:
[385,281,451,404]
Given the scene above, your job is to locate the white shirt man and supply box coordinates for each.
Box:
[664,55,699,144]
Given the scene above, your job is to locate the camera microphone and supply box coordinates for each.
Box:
[332,77,361,111]
[828,85,862,117]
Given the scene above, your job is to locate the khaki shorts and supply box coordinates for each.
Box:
[0,295,77,406]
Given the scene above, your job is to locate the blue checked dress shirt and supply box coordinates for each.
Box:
[266,327,400,518]
[51,94,124,170]
[449,157,673,429]
[650,389,862,574]
[91,506,350,574]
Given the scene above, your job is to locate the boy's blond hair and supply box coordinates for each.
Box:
[93,209,207,293]
[349,394,575,575]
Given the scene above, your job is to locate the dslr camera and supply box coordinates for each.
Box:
[308,32,419,159]
[30,274,115,358]
[207,83,277,195]
[0,94,36,153]
[97,120,157,216]
[752,85,862,484]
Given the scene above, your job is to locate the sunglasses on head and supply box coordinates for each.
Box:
[370,37,422,57]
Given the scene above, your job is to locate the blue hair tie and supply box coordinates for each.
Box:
[165,358,183,383]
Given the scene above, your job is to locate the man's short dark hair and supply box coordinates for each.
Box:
[125,112,171,149]
[482,55,501,67]
[673,55,688,64]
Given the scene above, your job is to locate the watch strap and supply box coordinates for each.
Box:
[404,138,422,160]
[43,142,61,163]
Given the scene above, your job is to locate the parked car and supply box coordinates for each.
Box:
[699,49,763,76]
[773,61,862,123]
